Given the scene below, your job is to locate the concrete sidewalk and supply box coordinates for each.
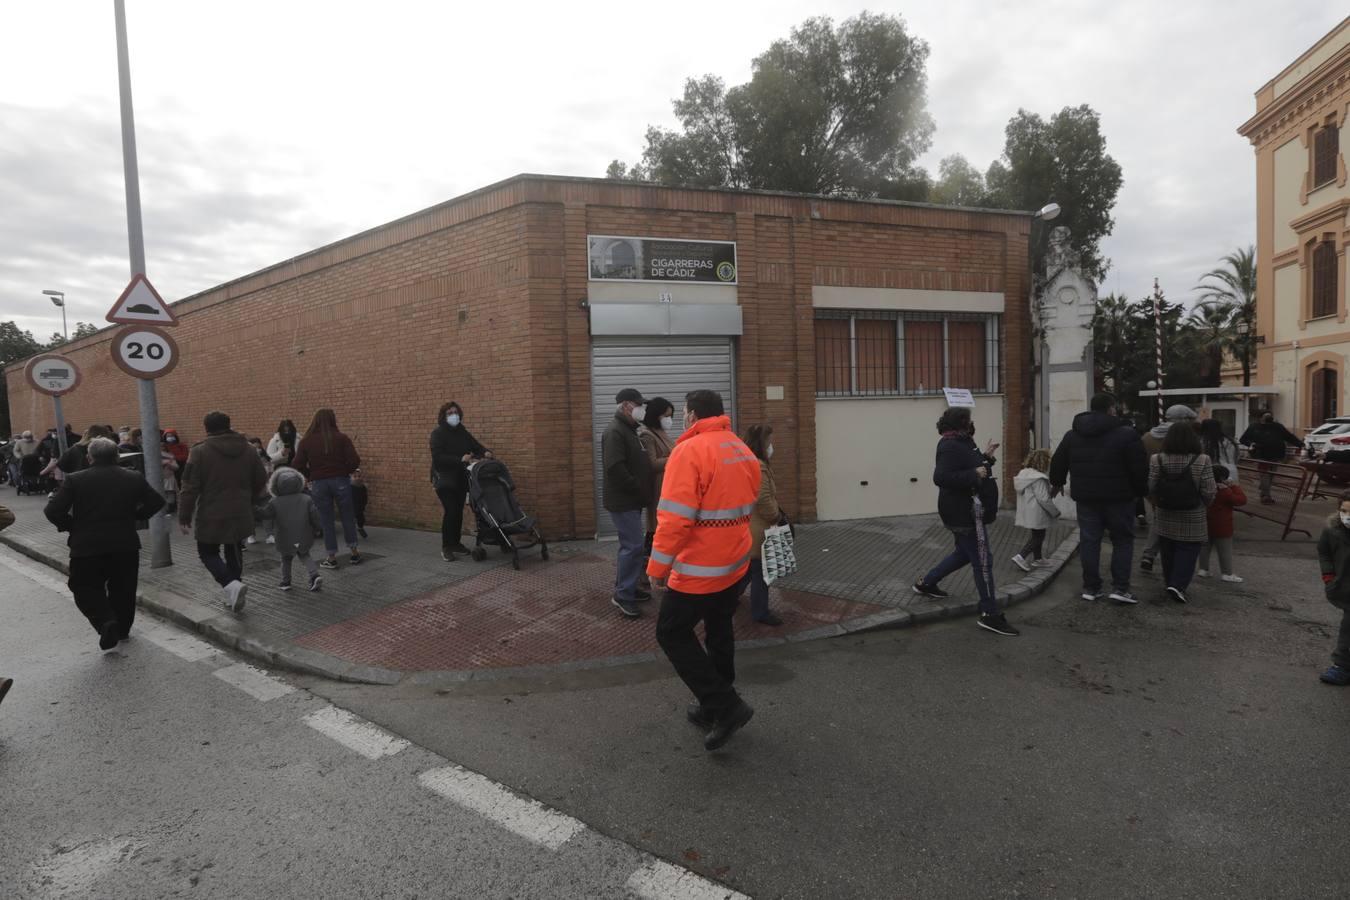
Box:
[0,492,1075,684]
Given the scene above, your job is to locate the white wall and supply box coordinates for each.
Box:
[815,395,1005,520]
[1274,263,1301,342]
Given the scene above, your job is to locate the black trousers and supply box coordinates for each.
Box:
[352,483,368,529]
[656,580,744,715]
[198,542,243,588]
[436,484,467,548]
[68,552,140,636]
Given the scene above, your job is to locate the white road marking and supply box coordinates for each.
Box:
[418,765,587,850]
[138,622,221,662]
[625,859,750,900]
[212,662,295,701]
[303,705,409,760]
[0,546,70,594]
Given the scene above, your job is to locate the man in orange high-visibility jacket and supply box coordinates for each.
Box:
[649,389,761,751]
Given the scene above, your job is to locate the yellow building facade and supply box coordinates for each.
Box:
[1240,16,1350,433]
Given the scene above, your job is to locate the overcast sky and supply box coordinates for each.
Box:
[0,1,1337,340]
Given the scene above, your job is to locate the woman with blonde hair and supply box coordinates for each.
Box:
[1012,448,1061,572]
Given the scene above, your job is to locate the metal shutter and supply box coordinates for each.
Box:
[591,336,736,538]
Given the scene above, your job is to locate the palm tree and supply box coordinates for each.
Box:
[1092,293,1132,398]
[1185,301,1236,387]
[1193,245,1256,385]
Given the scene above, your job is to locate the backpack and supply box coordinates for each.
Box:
[1155,455,1201,510]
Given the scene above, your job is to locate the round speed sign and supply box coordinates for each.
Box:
[111,326,180,380]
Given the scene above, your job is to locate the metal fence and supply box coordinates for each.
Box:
[814,310,1000,398]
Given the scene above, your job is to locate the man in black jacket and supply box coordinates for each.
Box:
[1050,393,1149,605]
[44,437,165,650]
[1239,412,1304,503]
[603,387,653,618]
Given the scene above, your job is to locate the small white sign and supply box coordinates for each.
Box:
[111,326,180,380]
[942,387,975,407]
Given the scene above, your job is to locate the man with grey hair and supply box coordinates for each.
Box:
[603,387,653,618]
[1139,404,1198,573]
[44,436,165,650]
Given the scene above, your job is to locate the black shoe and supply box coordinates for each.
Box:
[633,588,653,602]
[357,527,368,539]
[753,612,784,626]
[309,573,323,592]
[612,596,642,618]
[349,551,363,566]
[319,558,339,570]
[704,701,754,751]
[98,622,120,651]
[451,543,471,555]
[0,676,11,707]
[687,703,715,729]
[1166,586,1187,604]
[279,581,292,592]
[441,546,454,562]
[912,581,949,599]
[1140,557,1154,573]
[977,613,1020,636]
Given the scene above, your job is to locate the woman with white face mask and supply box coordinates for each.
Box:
[429,401,492,561]
[636,397,678,563]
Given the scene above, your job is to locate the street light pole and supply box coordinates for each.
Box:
[43,290,67,341]
[114,0,171,568]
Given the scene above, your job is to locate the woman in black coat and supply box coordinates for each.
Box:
[912,406,1019,636]
[430,401,491,560]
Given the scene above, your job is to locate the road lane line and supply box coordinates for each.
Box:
[303,705,409,760]
[213,662,295,701]
[625,859,750,900]
[138,622,221,662]
[0,547,70,594]
[418,765,587,850]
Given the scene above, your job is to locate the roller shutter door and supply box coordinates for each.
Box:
[591,336,736,538]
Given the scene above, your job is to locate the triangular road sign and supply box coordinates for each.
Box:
[106,274,178,326]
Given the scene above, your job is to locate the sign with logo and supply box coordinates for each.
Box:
[24,353,81,396]
[942,387,976,408]
[107,273,178,326]
[588,235,737,284]
[111,326,180,380]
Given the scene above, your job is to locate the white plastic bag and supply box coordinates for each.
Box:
[761,523,798,585]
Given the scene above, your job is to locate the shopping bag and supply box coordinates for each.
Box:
[761,523,798,585]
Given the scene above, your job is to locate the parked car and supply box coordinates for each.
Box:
[1305,417,1350,455]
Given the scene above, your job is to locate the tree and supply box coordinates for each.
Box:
[1194,245,1257,386]
[1091,292,1132,397]
[1091,291,1212,425]
[608,13,935,198]
[0,321,44,438]
[1185,301,1236,388]
[930,154,987,207]
[983,105,1123,281]
[43,322,97,349]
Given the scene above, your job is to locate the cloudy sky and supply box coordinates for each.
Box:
[0,1,1337,339]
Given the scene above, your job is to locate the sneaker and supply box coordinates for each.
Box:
[1011,554,1032,573]
[1140,557,1154,573]
[633,588,653,602]
[704,700,754,751]
[611,595,642,618]
[1196,569,1210,578]
[912,581,949,599]
[1081,590,1103,602]
[1032,559,1054,568]
[309,573,323,592]
[1109,590,1138,605]
[278,581,292,592]
[319,558,338,570]
[450,543,471,555]
[1320,665,1350,686]
[1166,586,1187,604]
[441,546,454,562]
[977,613,1020,636]
[246,535,257,545]
[1221,574,1244,583]
[265,535,276,545]
[349,551,363,566]
[224,580,248,612]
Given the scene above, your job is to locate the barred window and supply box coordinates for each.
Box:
[814,310,1000,397]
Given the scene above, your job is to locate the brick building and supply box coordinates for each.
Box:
[4,174,1033,538]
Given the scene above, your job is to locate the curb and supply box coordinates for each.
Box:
[2,529,1079,686]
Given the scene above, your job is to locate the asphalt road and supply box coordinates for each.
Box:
[298,535,1350,900]
[0,545,736,900]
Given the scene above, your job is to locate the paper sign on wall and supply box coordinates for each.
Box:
[942,387,975,407]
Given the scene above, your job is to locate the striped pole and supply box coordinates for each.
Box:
[1153,278,1165,422]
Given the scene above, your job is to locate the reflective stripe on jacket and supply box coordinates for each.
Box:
[646,415,762,594]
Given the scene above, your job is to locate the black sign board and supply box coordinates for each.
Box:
[588,235,737,284]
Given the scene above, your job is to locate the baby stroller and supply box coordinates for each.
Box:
[16,454,44,496]
[466,459,547,570]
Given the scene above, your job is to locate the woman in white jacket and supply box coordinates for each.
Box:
[266,419,298,469]
[1012,449,1061,572]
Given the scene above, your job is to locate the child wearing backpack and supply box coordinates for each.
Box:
[1316,492,1350,685]
[1197,464,1247,583]
[262,467,323,592]
[1012,448,1061,572]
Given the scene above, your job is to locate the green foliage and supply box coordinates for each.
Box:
[0,321,44,438]
[72,322,99,340]
[1092,289,1214,423]
[609,13,934,197]
[1193,246,1257,385]
[930,154,988,207]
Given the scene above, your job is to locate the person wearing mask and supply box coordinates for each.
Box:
[44,436,165,649]
[912,406,1018,636]
[293,408,363,569]
[429,402,491,561]
[1139,405,1199,573]
[1149,421,1218,604]
[603,388,653,618]
[267,419,299,470]
[743,423,785,626]
[637,397,677,588]
[650,390,761,750]
[162,428,189,489]
[1239,412,1303,504]
[178,411,269,611]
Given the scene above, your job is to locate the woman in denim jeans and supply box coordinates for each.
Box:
[293,408,362,569]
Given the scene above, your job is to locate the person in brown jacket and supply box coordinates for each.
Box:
[178,411,269,612]
[743,424,784,626]
[293,408,363,569]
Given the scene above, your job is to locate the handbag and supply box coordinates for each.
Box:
[761,523,798,585]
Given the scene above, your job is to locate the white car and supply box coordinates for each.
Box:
[1305,417,1350,455]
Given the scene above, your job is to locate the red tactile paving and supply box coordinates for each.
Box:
[294,553,886,672]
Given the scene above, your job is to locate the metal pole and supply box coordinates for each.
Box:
[115,0,171,567]
[54,397,68,456]
[61,304,68,342]
[1153,278,1164,423]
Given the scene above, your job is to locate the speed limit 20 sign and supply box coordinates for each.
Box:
[111,326,180,380]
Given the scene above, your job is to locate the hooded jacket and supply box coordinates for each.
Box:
[178,431,269,544]
[1014,468,1061,531]
[1318,514,1350,610]
[934,433,998,531]
[263,467,321,554]
[1049,411,1148,503]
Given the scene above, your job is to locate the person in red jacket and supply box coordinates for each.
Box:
[1198,464,1248,583]
[649,390,761,751]
[293,408,363,569]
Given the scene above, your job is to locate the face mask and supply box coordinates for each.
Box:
[632,405,647,422]
[1341,513,1350,528]
[660,416,674,431]
[766,444,775,459]
[447,414,461,427]
[165,436,177,444]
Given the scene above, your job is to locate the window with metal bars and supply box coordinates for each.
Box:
[814,309,1001,397]
[1313,125,1339,188]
